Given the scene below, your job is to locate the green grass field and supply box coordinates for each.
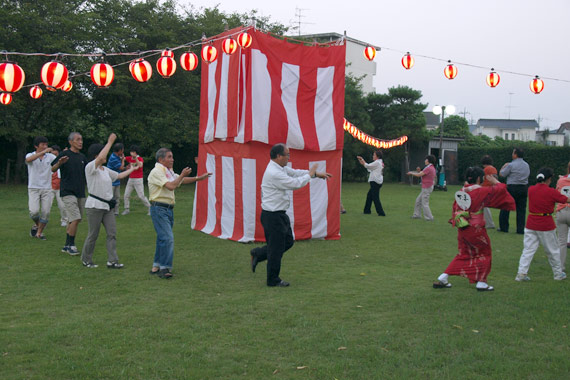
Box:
[1,182,569,379]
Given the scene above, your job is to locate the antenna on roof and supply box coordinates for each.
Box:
[506,92,517,119]
[290,7,314,36]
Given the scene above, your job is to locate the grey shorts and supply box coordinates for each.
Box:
[62,195,86,222]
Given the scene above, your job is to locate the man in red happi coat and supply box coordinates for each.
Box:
[433,167,515,291]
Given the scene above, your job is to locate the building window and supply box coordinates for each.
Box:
[505,133,509,140]
[512,133,515,140]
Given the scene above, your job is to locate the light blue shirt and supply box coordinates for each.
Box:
[500,157,529,185]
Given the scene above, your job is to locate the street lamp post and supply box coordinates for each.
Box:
[432,104,455,189]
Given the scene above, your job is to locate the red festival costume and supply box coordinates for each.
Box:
[444,183,515,283]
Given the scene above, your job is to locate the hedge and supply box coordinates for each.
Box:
[458,146,570,186]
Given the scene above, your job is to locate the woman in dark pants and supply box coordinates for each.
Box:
[357,150,385,216]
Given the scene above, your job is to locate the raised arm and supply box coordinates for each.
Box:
[95,133,117,168]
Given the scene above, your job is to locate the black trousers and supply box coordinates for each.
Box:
[252,210,294,286]
[364,182,385,216]
[499,184,528,234]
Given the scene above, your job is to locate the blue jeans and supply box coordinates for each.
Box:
[150,205,174,269]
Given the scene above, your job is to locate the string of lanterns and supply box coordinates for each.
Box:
[362,46,551,94]
[343,119,408,149]
[0,28,255,105]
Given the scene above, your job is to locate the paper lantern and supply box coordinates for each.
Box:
[161,49,174,58]
[363,46,376,61]
[201,45,218,63]
[156,56,177,78]
[486,69,500,88]
[29,85,43,99]
[237,32,252,48]
[222,38,238,55]
[444,61,457,79]
[180,52,198,71]
[0,92,12,105]
[0,62,25,93]
[90,62,114,87]
[41,61,69,90]
[530,75,544,94]
[130,59,152,82]
[401,53,414,70]
[61,80,73,92]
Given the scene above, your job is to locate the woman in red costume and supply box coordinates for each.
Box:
[433,167,515,291]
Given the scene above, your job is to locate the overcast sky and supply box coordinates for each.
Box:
[179,0,569,129]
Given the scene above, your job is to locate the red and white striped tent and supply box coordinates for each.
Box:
[192,27,345,242]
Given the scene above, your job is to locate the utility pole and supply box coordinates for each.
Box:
[506,92,516,119]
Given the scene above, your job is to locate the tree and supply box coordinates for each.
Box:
[434,114,470,138]
[366,86,428,181]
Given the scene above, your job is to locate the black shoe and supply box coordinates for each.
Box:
[250,249,259,273]
[268,280,290,287]
[30,226,38,237]
[159,269,173,279]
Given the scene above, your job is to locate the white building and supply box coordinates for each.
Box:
[536,130,565,146]
[296,32,377,94]
[472,119,538,142]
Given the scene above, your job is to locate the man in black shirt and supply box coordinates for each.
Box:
[51,132,87,255]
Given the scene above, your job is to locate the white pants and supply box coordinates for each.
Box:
[556,208,570,270]
[518,228,563,277]
[53,189,67,223]
[28,188,54,224]
[123,178,150,210]
[483,207,496,228]
[413,186,433,220]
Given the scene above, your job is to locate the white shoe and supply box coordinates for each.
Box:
[554,272,567,281]
[61,221,67,227]
[121,209,130,215]
[515,273,531,282]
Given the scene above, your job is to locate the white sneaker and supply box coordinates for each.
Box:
[60,221,67,227]
[554,272,567,281]
[515,273,531,282]
[68,246,80,256]
[121,209,130,215]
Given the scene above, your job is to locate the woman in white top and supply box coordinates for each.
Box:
[81,133,138,268]
[357,150,385,216]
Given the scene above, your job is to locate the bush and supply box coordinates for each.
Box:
[458,146,570,185]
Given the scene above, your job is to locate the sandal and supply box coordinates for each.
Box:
[149,267,160,275]
[159,269,173,279]
[433,280,452,289]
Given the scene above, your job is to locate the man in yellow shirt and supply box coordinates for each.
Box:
[148,148,210,279]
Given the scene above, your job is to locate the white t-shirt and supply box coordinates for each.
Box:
[85,160,119,210]
[26,152,56,189]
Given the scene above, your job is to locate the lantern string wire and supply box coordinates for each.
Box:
[3,25,570,91]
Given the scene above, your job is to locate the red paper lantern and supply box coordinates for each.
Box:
[0,62,25,93]
[156,56,177,78]
[0,92,12,105]
[401,53,414,70]
[41,61,69,90]
[61,80,73,92]
[237,32,252,48]
[130,59,152,82]
[444,61,457,79]
[201,45,218,63]
[180,52,198,71]
[486,69,500,88]
[90,62,115,87]
[363,46,376,61]
[161,49,174,58]
[530,75,544,94]
[222,38,238,55]
[29,85,43,99]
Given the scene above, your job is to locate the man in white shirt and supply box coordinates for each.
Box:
[25,136,57,240]
[250,143,332,287]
